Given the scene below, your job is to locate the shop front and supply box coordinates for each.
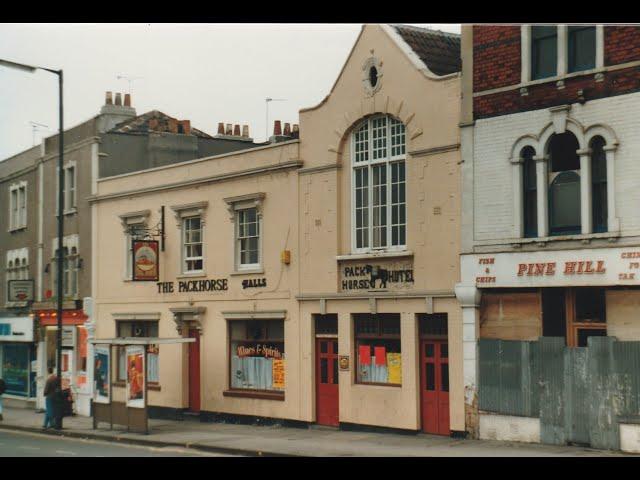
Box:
[0,316,36,406]
[458,246,640,448]
[35,309,89,415]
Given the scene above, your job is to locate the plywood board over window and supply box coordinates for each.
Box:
[480,290,542,340]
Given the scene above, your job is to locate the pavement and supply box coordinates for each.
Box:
[0,407,630,457]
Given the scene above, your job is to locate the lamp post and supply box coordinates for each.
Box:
[0,58,64,429]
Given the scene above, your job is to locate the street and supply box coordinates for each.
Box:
[0,429,238,457]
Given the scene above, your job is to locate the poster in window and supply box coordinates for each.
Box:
[125,345,145,408]
[132,240,159,281]
[387,352,402,384]
[61,350,74,390]
[93,346,110,404]
[272,359,285,389]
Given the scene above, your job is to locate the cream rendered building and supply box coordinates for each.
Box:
[91,24,465,435]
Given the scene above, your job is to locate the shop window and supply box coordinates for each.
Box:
[548,132,581,236]
[0,344,31,397]
[568,26,596,73]
[354,313,402,386]
[418,313,448,338]
[522,146,538,238]
[531,26,557,80]
[116,321,159,383]
[229,319,285,393]
[590,136,608,233]
[314,314,338,335]
[352,115,406,252]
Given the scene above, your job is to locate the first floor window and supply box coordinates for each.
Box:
[237,207,260,268]
[522,147,537,238]
[182,216,203,273]
[354,313,402,385]
[591,136,608,233]
[52,247,78,298]
[229,320,285,392]
[116,321,159,383]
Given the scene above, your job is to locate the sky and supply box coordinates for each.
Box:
[0,23,460,160]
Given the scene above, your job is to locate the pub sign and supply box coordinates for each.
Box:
[132,240,159,281]
[7,280,34,302]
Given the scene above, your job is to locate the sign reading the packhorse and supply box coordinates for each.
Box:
[340,262,414,291]
[132,240,159,281]
[157,279,228,293]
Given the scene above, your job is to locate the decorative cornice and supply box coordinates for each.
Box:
[223,193,265,221]
[408,143,460,158]
[221,310,287,320]
[298,163,341,175]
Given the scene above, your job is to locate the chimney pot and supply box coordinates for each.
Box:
[225,123,233,135]
[233,124,241,136]
[292,124,299,138]
[115,93,122,106]
[283,123,291,136]
[105,91,113,105]
[217,122,225,135]
[273,120,282,136]
[124,93,131,107]
[242,125,249,138]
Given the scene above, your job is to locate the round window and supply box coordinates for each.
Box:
[369,66,378,88]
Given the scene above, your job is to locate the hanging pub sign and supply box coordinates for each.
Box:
[7,280,34,302]
[132,240,159,281]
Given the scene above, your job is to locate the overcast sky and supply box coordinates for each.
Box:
[0,24,460,160]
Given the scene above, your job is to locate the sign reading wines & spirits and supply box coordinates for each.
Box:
[132,240,159,281]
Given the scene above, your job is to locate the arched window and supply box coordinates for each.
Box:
[7,260,14,282]
[352,115,406,251]
[590,136,608,233]
[522,146,537,238]
[548,132,581,236]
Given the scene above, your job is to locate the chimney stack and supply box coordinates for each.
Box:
[225,123,233,135]
[115,92,122,106]
[124,93,131,107]
[233,124,241,136]
[168,118,178,134]
[181,120,191,136]
[283,123,291,136]
[242,125,249,138]
[273,120,282,136]
[217,122,225,135]
[105,91,113,105]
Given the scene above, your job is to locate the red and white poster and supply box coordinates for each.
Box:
[132,240,159,281]
[125,345,145,408]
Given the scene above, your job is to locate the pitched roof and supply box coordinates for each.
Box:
[110,110,213,138]
[392,24,461,76]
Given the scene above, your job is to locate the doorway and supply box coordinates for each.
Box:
[315,314,338,427]
[418,314,450,436]
[188,329,200,413]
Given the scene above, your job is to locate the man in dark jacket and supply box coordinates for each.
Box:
[43,367,59,429]
[0,377,6,421]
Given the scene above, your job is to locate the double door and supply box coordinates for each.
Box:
[420,340,450,436]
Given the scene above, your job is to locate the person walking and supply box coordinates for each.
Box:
[0,377,6,421]
[43,367,59,430]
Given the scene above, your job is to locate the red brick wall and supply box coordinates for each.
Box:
[473,25,640,119]
[474,66,640,119]
[605,26,640,66]
[473,25,521,92]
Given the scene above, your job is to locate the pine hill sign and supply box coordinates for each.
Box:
[340,262,414,291]
[462,247,640,288]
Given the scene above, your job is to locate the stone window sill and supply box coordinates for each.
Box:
[222,390,284,401]
[336,250,413,261]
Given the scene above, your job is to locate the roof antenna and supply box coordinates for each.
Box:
[116,74,143,95]
[29,121,49,146]
[265,97,286,141]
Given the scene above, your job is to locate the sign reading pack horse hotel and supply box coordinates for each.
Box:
[132,240,159,281]
[340,262,414,291]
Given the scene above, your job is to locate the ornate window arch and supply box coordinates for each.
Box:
[351,114,406,252]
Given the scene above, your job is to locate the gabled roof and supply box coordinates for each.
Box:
[391,24,461,76]
[110,110,213,138]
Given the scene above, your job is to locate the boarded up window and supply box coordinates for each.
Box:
[480,291,542,340]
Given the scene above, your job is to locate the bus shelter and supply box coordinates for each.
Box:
[89,337,194,434]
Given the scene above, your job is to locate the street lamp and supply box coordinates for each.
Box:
[0,58,64,429]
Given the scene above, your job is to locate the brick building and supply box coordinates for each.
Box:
[457,25,640,451]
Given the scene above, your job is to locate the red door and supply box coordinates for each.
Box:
[420,340,450,435]
[188,329,201,413]
[316,338,339,426]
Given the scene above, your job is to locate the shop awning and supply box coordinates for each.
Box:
[38,310,88,326]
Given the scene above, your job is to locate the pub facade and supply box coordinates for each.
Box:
[91,24,467,435]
